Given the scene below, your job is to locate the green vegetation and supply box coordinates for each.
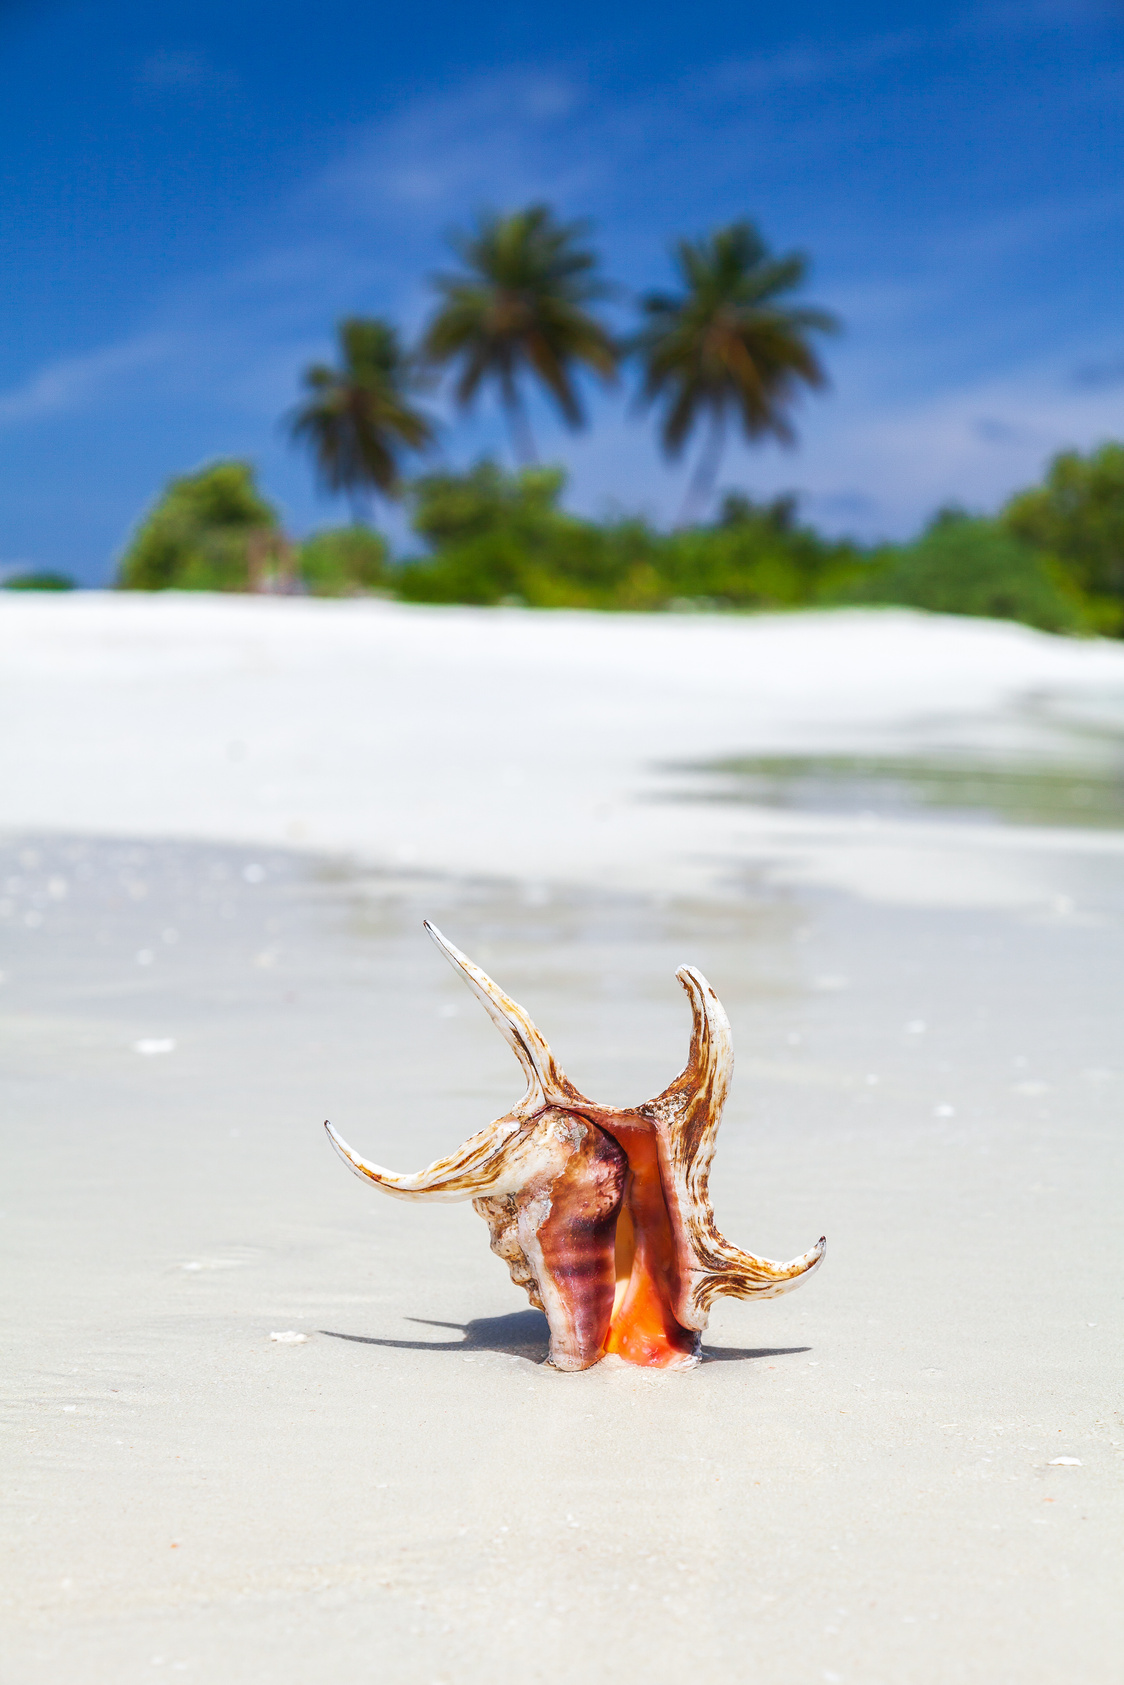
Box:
[118,461,280,592]
[396,462,640,608]
[844,510,1088,633]
[395,463,861,610]
[3,570,75,590]
[117,461,390,596]
[298,525,388,596]
[108,197,1124,638]
[114,443,1124,636]
[1003,442,1124,634]
[393,449,1124,629]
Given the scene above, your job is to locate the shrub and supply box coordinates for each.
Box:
[394,461,858,610]
[298,526,388,595]
[3,571,75,590]
[396,462,631,607]
[117,461,279,591]
[408,461,567,548]
[654,495,863,609]
[1003,443,1124,634]
[844,511,1086,632]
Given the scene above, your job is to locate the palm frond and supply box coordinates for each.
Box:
[288,316,434,506]
[635,220,838,466]
[420,204,618,461]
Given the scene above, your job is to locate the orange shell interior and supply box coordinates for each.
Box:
[597,1115,699,1368]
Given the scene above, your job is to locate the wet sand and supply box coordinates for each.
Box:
[1,598,1122,1682]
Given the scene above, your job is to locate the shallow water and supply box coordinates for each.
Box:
[663,748,1124,828]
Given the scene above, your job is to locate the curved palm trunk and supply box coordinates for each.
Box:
[503,384,538,468]
[676,411,727,527]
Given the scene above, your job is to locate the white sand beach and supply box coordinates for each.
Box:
[4,593,1124,907]
[1,596,1121,1683]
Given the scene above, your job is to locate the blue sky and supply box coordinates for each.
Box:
[2,0,1123,582]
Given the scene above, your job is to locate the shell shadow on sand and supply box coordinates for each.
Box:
[319,1313,810,1366]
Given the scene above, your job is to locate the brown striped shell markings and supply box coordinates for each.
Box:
[325,923,825,1370]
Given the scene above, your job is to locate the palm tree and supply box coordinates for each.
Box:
[420,204,618,466]
[289,317,434,520]
[635,222,839,524]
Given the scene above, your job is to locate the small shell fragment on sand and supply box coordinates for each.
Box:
[1048,1456,1082,1466]
[269,1330,309,1344]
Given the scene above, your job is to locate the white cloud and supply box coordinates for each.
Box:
[0,333,175,425]
[708,30,924,97]
[319,69,590,220]
[746,363,1124,537]
[551,351,1124,540]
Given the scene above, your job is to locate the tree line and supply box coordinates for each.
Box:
[287,207,837,526]
[11,201,1122,637]
[105,441,1124,636]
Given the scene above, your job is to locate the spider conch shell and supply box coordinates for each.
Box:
[325,922,825,1370]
